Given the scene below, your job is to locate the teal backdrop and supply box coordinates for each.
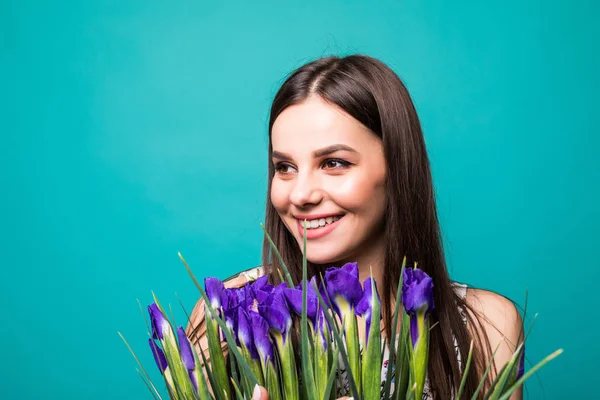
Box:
[1,0,597,398]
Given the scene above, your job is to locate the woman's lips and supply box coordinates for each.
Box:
[296,216,344,240]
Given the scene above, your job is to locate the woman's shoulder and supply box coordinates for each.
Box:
[463,286,524,383]
[222,265,266,288]
[461,286,523,339]
[464,287,522,327]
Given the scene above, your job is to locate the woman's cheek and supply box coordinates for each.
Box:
[333,174,375,209]
[270,180,288,212]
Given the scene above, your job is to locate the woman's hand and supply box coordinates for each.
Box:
[251,385,352,400]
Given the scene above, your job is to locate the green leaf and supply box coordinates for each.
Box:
[409,311,430,399]
[393,307,411,400]
[135,368,163,400]
[456,340,474,400]
[323,346,340,400]
[312,280,360,400]
[344,308,361,396]
[497,349,563,400]
[229,344,240,399]
[265,361,283,400]
[274,332,299,400]
[118,332,164,400]
[301,223,318,399]
[197,340,219,398]
[241,344,265,391]
[205,309,231,400]
[470,340,503,400]
[385,257,406,399]
[230,378,244,400]
[361,273,382,399]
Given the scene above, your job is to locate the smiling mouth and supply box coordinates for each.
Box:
[297,215,343,229]
[294,214,345,239]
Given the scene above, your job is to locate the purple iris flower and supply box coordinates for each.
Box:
[324,262,364,316]
[204,277,228,309]
[355,277,381,345]
[316,310,331,350]
[225,287,245,308]
[148,303,170,340]
[251,275,270,292]
[177,327,195,370]
[238,307,259,359]
[258,283,293,339]
[252,276,274,305]
[250,312,274,363]
[226,288,240,308]
[239,283,259,313]
[401,268,434,315]
[177,326,199,391]
[223,306,238,332]
[283,277,319,326]
[254,284,275,304]
[231,285,251,310]
[401,267,435,345]
[148,339,168,373]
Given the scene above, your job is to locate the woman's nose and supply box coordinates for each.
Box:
[289,171,323,207]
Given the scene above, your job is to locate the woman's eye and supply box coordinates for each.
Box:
[274,162,294,174]
[322,158,351,169]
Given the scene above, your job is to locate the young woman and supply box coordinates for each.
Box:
[186,55,524,400]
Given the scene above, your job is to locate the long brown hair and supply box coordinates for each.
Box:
[262,55,494,398]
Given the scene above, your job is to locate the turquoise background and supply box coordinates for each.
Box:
[1,0,597,398]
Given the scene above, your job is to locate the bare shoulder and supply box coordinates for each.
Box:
[465,288,524,383]
[465,288,523,346]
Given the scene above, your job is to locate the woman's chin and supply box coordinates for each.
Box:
[304,252,344,267]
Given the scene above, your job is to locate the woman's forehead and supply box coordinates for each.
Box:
[271,97,375,152]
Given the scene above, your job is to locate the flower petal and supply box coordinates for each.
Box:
[401,268,434,315]
[283,277,319,325]
[204,277,227,309]
[355,277,381,339]
[258,283,292,336]
[148,339,168,373]
[148,303,170,340]
[238,308,259,359]
[324,263,363,315]
[341,262,359,278]
[177,326,195,371]
[250,312,274,363]
[251,275,270,292]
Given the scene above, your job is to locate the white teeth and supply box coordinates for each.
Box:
[299,215,343,230]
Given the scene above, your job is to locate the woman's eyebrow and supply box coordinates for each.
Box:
[272,144,358,161]
[313,144,358,157]
[272,150,291,160]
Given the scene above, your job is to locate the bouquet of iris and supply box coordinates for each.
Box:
[120,227,562,400]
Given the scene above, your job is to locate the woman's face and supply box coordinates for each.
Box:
[270,96,387,268]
